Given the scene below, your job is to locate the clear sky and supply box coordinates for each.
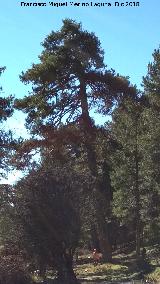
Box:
[1,0,160,183]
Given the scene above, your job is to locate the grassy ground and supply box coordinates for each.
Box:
[75,262,135,282]
[75,253,142,282]
[74,245,160,283]
[32,245,160,283]
[145,245,160,283]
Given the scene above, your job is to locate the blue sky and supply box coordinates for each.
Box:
[1,0,160,98]
[1,0,160,182]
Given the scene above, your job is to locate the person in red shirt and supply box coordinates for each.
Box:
[92,248,101,265]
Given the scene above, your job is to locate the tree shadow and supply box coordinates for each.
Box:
[76,264,140,283]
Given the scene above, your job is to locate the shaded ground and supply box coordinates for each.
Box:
[36,280,144,284]
[74,245,160,283]
[33,245,160,283]
[75,258,141,282]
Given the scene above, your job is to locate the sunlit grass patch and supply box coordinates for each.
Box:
[74,262,130,281]
[146,267,160,283]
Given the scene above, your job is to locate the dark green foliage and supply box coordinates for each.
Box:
[142,48,160,244]
[0,67,13,122]
[143,48,160,98]
[0,246,32,284]
[110,47,160,253]
[0,67,14,175]
[13,162,80,283]
[110,96,145,256]
[15,19,104,133]
[0,184,32,284]
[15,19,135,135]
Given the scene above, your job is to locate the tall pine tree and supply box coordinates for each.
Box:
[15,19,136,261]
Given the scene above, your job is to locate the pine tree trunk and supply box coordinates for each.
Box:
[56,254,79,284]
[95,193,112,262]
[79,78,112,262]
[135,120,141,258]
[136,219,141,257]
[98,233,112,262]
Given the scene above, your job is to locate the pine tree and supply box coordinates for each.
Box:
[0,67,14,176]
[15,19,136,261]
[142,48,160,244]
[111,95,146,256]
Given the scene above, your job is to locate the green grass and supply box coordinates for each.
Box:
[74,253,141,282]
[145,245,160,283]
[75,262,139,282]
[74,245,160,283]
[146,267,160,283]
[31,245,160,283]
